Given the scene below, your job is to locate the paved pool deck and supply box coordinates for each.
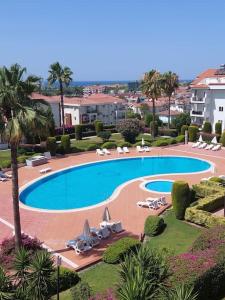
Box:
[0,144,225,269]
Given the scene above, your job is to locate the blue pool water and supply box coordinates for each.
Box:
[145,180,174,193]
[19,156,211,210]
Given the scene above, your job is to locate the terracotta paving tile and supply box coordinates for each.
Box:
[0,144,225,269]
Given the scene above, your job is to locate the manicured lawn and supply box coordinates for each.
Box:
[0,149,10,160]
[147,210,203,254]
[52,263,119,300]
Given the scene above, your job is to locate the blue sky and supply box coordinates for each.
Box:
[1,0,225,81]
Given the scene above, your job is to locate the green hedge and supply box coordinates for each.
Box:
[188,126,199,142]
[95,120,103,134]
[215,122,222,135]
[203,122,212,134]
[158,128,178,137]
[172,181,190,220]
[220,131,225,147]
[49,267,80,295]
[17,155,29,164]
[75,125,83,140]
[176,135,185,143]
[185,182,225,227]
[151,139,169,147]
[117,141,132,148]
[85,143,99,151]
[101,142,117,149]
[61,135,70,154]
[46,137,57,156]
[102,237,141,264]
[0,159,11,169]
[144,216,165,236]
[181,125,189,135]
[134,141,151,147]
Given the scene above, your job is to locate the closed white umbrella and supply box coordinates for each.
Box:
[141,138,145,146]
[211,136,217,144]
[83,219,91,238]
[102,207,111,222]
[198,135,203,143]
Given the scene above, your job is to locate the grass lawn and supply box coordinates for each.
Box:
[147,209,203,254]
[52,263,119,300]
[0,149,10,160]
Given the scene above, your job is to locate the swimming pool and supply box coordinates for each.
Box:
[19,156,211,211]
[145,180,174,193]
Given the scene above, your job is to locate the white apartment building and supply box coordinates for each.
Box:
[190,66,225,131]
[31,93,126,127]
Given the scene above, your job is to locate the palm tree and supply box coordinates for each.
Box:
[48,62,73,134]
[162,71,179,128]
[141,70,162,137]
[0,64,50,249]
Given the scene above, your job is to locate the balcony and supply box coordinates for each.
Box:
[191,96,205,103]
[190,110,204,117]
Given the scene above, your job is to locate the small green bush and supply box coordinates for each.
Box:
[181,125,189,135]
[209,177,225,184]
[101,142,117,149]
[158,128,178,137]
[151,139,169,147]
[103,237,141,264]
[172,181,190,220]
[61,135,70,154]
[203,121,212,134]
[144,216,165,236]
[188,126,199,142]
[134,141,151,147]
[215,122,222,135]
[0,160,11,169]
[17,155,29,164]
[50,267,80,295]
[97,131,111,142]
[46,137,57,156]
[70,281,91,300]
[75,125,83,140]
[95,120,103,134]
[150,121,158,136]
[117,141,132,148]
[220,131,225,147]
[85,143,99,151]
[176,135,185,143]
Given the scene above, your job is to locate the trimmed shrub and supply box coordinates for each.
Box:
[176,135,185,143]
[101,142,117,149]
[215,122,222,135]
[188,126,199,142]
[70,146,84,153]
[85,143,99,151]
[220,131,225,147]
[134,140,151,147]
[56,144,65,155]
[102,237,141,264]
[209,177,225,184]
[181,125,189,135]
[203,121,212,134]
[46,137,57,156]
[17,155,29,164]
[150,121,158,137]
[117,141,132,148]
[0,159,11,169]
[50,267,80,295]
[75,125,83,140]
[70,281,92,300]
[151,139,169,147]
[94,120,103,134]
[82,131,96,138]
[172,181,190,219]
[144,216,165,236]
[61,135,70,154]
[97,131,111,142]
[117,119,143,143]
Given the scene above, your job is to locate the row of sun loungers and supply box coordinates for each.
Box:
[192,141,221,151]
[137,196,168,210]
[0,171,12,182]
[96,146,151,156]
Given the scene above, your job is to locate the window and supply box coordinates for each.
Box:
[218,120,223,123]
[219,106,224,112]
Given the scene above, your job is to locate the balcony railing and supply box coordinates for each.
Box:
[191,96,205,103]
[191,110,204,116]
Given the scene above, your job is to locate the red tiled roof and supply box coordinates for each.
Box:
[31,93,124,106]
[191,68,225,89]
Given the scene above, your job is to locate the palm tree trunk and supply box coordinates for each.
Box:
[11,142,22,249]
[168,96,171,129]
[152,98,156,138]
[59,81,65,135]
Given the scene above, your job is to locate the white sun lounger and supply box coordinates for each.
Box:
[0,171,12,179]
[144,146,150,152]
[39,167,52,174]
[192,141,201,148]
[96,149,104,155]
[103,148,110,155]
[198,142,207,149]
[111,221,123,233]
[123,147,130,153]
[137,201,158,209]
[44,151,52,160]
[205,144,214,150]
[90,227,110,239]
[117,147,124,154]
[0,177,7,182]
[136,145,144,152]
[212,144,221,151]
